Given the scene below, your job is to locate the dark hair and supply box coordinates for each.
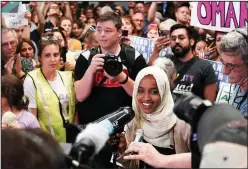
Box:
[74,19,85,29]
[1,75,29,110]
[175,2,190,11]
[2,128,66,169]
[44,26,68,47]
[94,5,102,18]
[97,11,122,30]
[165,2,176,21]
[194,36,207,47]
[16,38,36,56]
[170,24,193,39]
[39,33,61,57]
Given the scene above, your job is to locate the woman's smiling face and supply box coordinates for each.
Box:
[136,75,161,114]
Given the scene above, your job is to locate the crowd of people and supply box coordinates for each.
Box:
[1,1,247,169]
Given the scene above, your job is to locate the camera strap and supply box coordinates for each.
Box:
[98,76,108,87]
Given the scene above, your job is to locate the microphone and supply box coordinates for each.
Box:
[93,106,135,135]
[68,106,135,167]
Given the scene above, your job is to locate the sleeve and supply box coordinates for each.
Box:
[30,116,41,128]
[203,63,217,85]
[74,54,90,81]
[23,75,37,109]
[130,54,147,80]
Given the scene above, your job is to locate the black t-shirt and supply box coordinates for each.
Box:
[171,56,217,102]
[75,45,147,124]
[75,45,146,168]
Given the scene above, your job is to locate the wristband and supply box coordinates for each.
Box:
[119,74,129,84]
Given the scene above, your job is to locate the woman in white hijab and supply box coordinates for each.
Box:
[124,66,191,168]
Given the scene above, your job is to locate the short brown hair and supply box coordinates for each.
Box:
[97,11,122,30]
[121,15,136,34]
[39,33,61,57]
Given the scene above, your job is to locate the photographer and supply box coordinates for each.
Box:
[74,11,147,168]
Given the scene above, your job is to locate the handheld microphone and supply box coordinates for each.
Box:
[68,106,135,167]
[94,106,135,135]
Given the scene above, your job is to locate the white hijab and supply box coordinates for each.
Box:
[125,66,177,148]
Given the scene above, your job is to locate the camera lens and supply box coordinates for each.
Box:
[104,53,122,76]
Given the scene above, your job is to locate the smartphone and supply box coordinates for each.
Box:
[122,30,128,37]
[159,30,170,37]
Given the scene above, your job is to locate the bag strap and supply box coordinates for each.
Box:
[119,43,135,75]
[40,69,68,127]
[88,45,101,65]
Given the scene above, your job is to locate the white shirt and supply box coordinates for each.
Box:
[24,73,69,120]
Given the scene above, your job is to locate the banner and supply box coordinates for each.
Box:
[190,2,248,32]
[2,13,28,28]
[1,2,28,28]
[129,36,155,62]
[1,2,19,13]
[129,36,171,63]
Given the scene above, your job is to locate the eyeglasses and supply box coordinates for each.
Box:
[1,40,17,48]
[219,55,246,74]
[132,19,144,23]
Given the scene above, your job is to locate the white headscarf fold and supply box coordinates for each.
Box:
[125,66,177,148]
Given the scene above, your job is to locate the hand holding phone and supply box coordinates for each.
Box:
[122,30,128,37]
[159,30,169,37]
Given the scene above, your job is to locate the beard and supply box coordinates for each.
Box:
[172,44,191,58]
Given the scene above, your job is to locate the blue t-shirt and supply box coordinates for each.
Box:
[229,85,248,117]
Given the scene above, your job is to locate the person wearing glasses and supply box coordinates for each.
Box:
[161,24,217,102]
[1,28,27,79]
[23,35,77,142]
[219,28,248,118]
[132,13,147,37]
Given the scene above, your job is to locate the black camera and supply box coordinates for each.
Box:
[173,93,246,168]
[104,53,123,76]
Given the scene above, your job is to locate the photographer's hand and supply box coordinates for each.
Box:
[124,142,191,168]
[148,36,170,66]
[124,142,163,168]
[89,54,105,74]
